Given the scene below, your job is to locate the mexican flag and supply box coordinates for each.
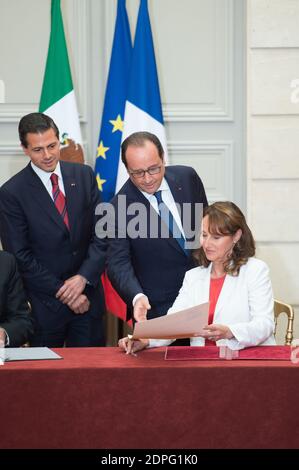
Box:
[39,0,82,150]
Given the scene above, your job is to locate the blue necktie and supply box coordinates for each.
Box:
[154,190,188,255]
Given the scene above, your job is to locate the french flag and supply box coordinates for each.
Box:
[116,0,168,192]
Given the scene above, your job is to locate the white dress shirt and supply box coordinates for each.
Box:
[31,161,66,199]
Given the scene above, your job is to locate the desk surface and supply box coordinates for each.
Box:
[2,346,296,369]
[1,347,298,449]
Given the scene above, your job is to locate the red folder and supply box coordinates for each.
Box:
[165,345,292,361]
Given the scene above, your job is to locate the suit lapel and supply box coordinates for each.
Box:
[125,179,150,205]
[201,263,212,303]
[165,169,185,206]
[197,265,233,321]
[164,170,189,256]
[126,181,163,243]
[213,274,234,321]
[25,164,68,234]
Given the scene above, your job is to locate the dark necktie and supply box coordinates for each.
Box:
[50,173,69,229]
[154,190,187,255]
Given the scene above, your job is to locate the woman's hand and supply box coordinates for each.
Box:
[118,336,149,355]
[201,324,234,341]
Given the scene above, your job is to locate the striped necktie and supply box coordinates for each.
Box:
[154,190,187,255]
[50,173,69,229]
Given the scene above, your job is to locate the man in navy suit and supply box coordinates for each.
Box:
[107,132,208,322]
[0,113,106,347]
[0,250,34,347]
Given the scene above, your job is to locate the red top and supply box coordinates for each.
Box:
[205,275,226,346]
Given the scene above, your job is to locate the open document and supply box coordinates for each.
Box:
[0,347,62,362]
[130,302,209,340]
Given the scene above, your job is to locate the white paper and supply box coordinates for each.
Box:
[131,302,209,340]
[0,347,62,362]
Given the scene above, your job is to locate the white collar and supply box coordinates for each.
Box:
[31,161,63,184]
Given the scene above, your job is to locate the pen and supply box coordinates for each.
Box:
[126,335,137,356]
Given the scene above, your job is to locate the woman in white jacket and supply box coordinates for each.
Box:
[119,201,276,353]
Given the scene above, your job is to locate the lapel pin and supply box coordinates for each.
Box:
[71,182,76,187]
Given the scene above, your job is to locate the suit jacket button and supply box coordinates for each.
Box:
[72,251,78,256]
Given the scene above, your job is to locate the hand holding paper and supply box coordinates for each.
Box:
[201,323,234,341]
[133,295,151,322]
[131,302,209,340]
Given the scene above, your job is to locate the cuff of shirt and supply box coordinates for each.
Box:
[132,293,146,307]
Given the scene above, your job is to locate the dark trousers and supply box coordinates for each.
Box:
[30,312,105,347]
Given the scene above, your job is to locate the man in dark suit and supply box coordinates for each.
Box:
[0,250,33,347]
[107,131,208,322]
[0,113,106,347]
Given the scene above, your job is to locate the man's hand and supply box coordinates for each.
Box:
[56,275,87,305]
[133,295,151,322]
[68,294,90,314]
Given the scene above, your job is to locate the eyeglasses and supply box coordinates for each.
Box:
[129,165,162,179]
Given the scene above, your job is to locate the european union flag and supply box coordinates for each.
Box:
[94,0,132,202]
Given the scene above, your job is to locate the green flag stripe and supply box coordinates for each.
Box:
[39,0,73,112]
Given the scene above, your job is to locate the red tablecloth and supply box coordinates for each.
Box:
[1,347,298,449]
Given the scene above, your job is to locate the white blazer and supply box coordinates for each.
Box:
[149,257,276,350]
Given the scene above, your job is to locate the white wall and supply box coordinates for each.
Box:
[247,0,299,342]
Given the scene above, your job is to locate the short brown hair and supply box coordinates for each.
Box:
[193,201,255,275]
[121,131,164,167]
